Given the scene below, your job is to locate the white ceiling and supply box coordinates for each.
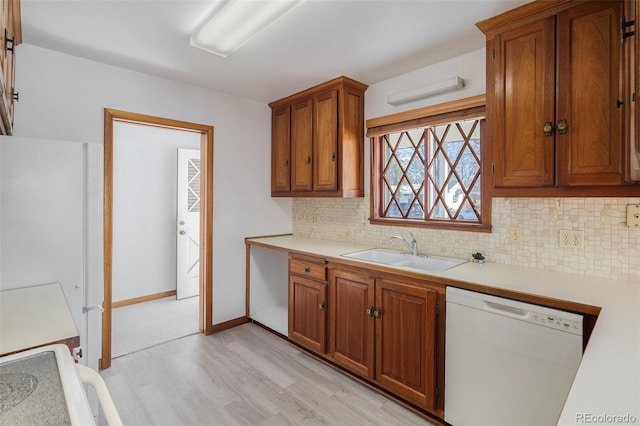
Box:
[21,0,529,103]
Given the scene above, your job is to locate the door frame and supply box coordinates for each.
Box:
[101,109,214,369]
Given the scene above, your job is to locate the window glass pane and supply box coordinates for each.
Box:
[376,116,483,226]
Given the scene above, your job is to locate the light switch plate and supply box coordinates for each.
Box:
[627,205,640,228]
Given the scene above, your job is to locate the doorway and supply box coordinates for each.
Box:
[102,109,214,369]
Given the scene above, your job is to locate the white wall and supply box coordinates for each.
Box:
[14,44,293,324]
[363,48,486,192]
[112,122,200,302]
[365,48,486,119]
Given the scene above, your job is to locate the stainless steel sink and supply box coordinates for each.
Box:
[341,248,467,273]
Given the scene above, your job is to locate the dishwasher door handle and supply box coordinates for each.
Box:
[483,300,529,319]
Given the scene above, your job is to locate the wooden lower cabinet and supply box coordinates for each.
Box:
[328,266,442,413]
[289,275,327,353]
[376,279,438,409]
[288,255,328,354]
[330,269,375,378]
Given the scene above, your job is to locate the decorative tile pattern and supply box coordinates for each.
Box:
[292,196,640,283]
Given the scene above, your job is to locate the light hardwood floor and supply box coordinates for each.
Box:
[100,323,434,426]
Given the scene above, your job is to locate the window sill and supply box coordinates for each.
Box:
[369,217,493,233]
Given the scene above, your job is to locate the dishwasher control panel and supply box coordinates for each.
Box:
[531,312,582,334]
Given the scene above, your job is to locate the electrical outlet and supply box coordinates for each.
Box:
[509,226,522,244]
[627,205,640,228]
[559,229,584,248]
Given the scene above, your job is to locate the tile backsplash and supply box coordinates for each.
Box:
[293,196,640,283]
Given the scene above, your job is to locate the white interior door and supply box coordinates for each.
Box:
[176,148,201,300]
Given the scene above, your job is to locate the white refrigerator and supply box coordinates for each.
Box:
[0,136,103,372]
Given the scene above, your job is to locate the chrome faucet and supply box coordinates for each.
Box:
[388,231,418,256]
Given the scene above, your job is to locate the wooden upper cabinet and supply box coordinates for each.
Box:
[478,0,639,194]
[556,1,624,186]
[269,76,368,197]
[493,17,556,187]
[0,0,21,135]
[313,89,338,191]
[271,106,291,193]
[626,0,639,181]
[291,99,313,191]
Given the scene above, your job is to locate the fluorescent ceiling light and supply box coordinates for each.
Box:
[191,0,306,58]
[387,76,465,106]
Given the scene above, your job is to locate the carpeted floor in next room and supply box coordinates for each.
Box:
[111,295,199,358]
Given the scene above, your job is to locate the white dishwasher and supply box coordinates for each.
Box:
[445,286,583,426]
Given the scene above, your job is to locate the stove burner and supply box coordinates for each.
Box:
[0,373,38,414]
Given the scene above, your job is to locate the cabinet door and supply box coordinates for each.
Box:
[330,269,375,379]
[289,274,327,353]
[271,106,290,193]
[493,17,555,187]
[632,0,640,181]
[556,0,625,186]
[313,89,338,191]
[375,279,438,410]
[291,98,313,191]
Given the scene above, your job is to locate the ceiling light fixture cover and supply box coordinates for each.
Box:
[387,76,466,106]
[190,0,306,58]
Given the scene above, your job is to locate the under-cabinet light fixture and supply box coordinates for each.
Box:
[387,76,465,106]
[190,0,306,58]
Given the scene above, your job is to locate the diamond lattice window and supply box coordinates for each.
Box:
[377,118,483,224]
[187,158,201,213]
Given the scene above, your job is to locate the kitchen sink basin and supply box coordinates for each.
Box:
[341,248,467,273]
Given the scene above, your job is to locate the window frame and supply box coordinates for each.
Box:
[367,95,492,232]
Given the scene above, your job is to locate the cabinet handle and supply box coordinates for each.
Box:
[331,152,336,162]
[303,267,310,273]
[306,156,311,165]
[4,29,14,53]
[366,306,374,317]
[319,300,326,311]
[557,119,568,135]
[543,121,553,136]
[373,307,382,319]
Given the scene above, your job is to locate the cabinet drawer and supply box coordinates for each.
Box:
[290,257,327,281]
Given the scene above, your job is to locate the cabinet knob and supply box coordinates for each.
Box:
[303,267,310,273]
[557,119,568,135]
[366,306,374,317]
[331,152,336,161]
[306,156,311,165]
[543,121,553,136]
[318,300,326,311]
[284,159,289,167]
[373,307,382,319]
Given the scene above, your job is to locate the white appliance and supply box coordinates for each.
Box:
[0,344,121,425]
[445,286,583,426]
[0,136,103,371]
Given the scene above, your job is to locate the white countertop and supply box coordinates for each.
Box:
[0,283,79,355]
[246,235,640,425]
